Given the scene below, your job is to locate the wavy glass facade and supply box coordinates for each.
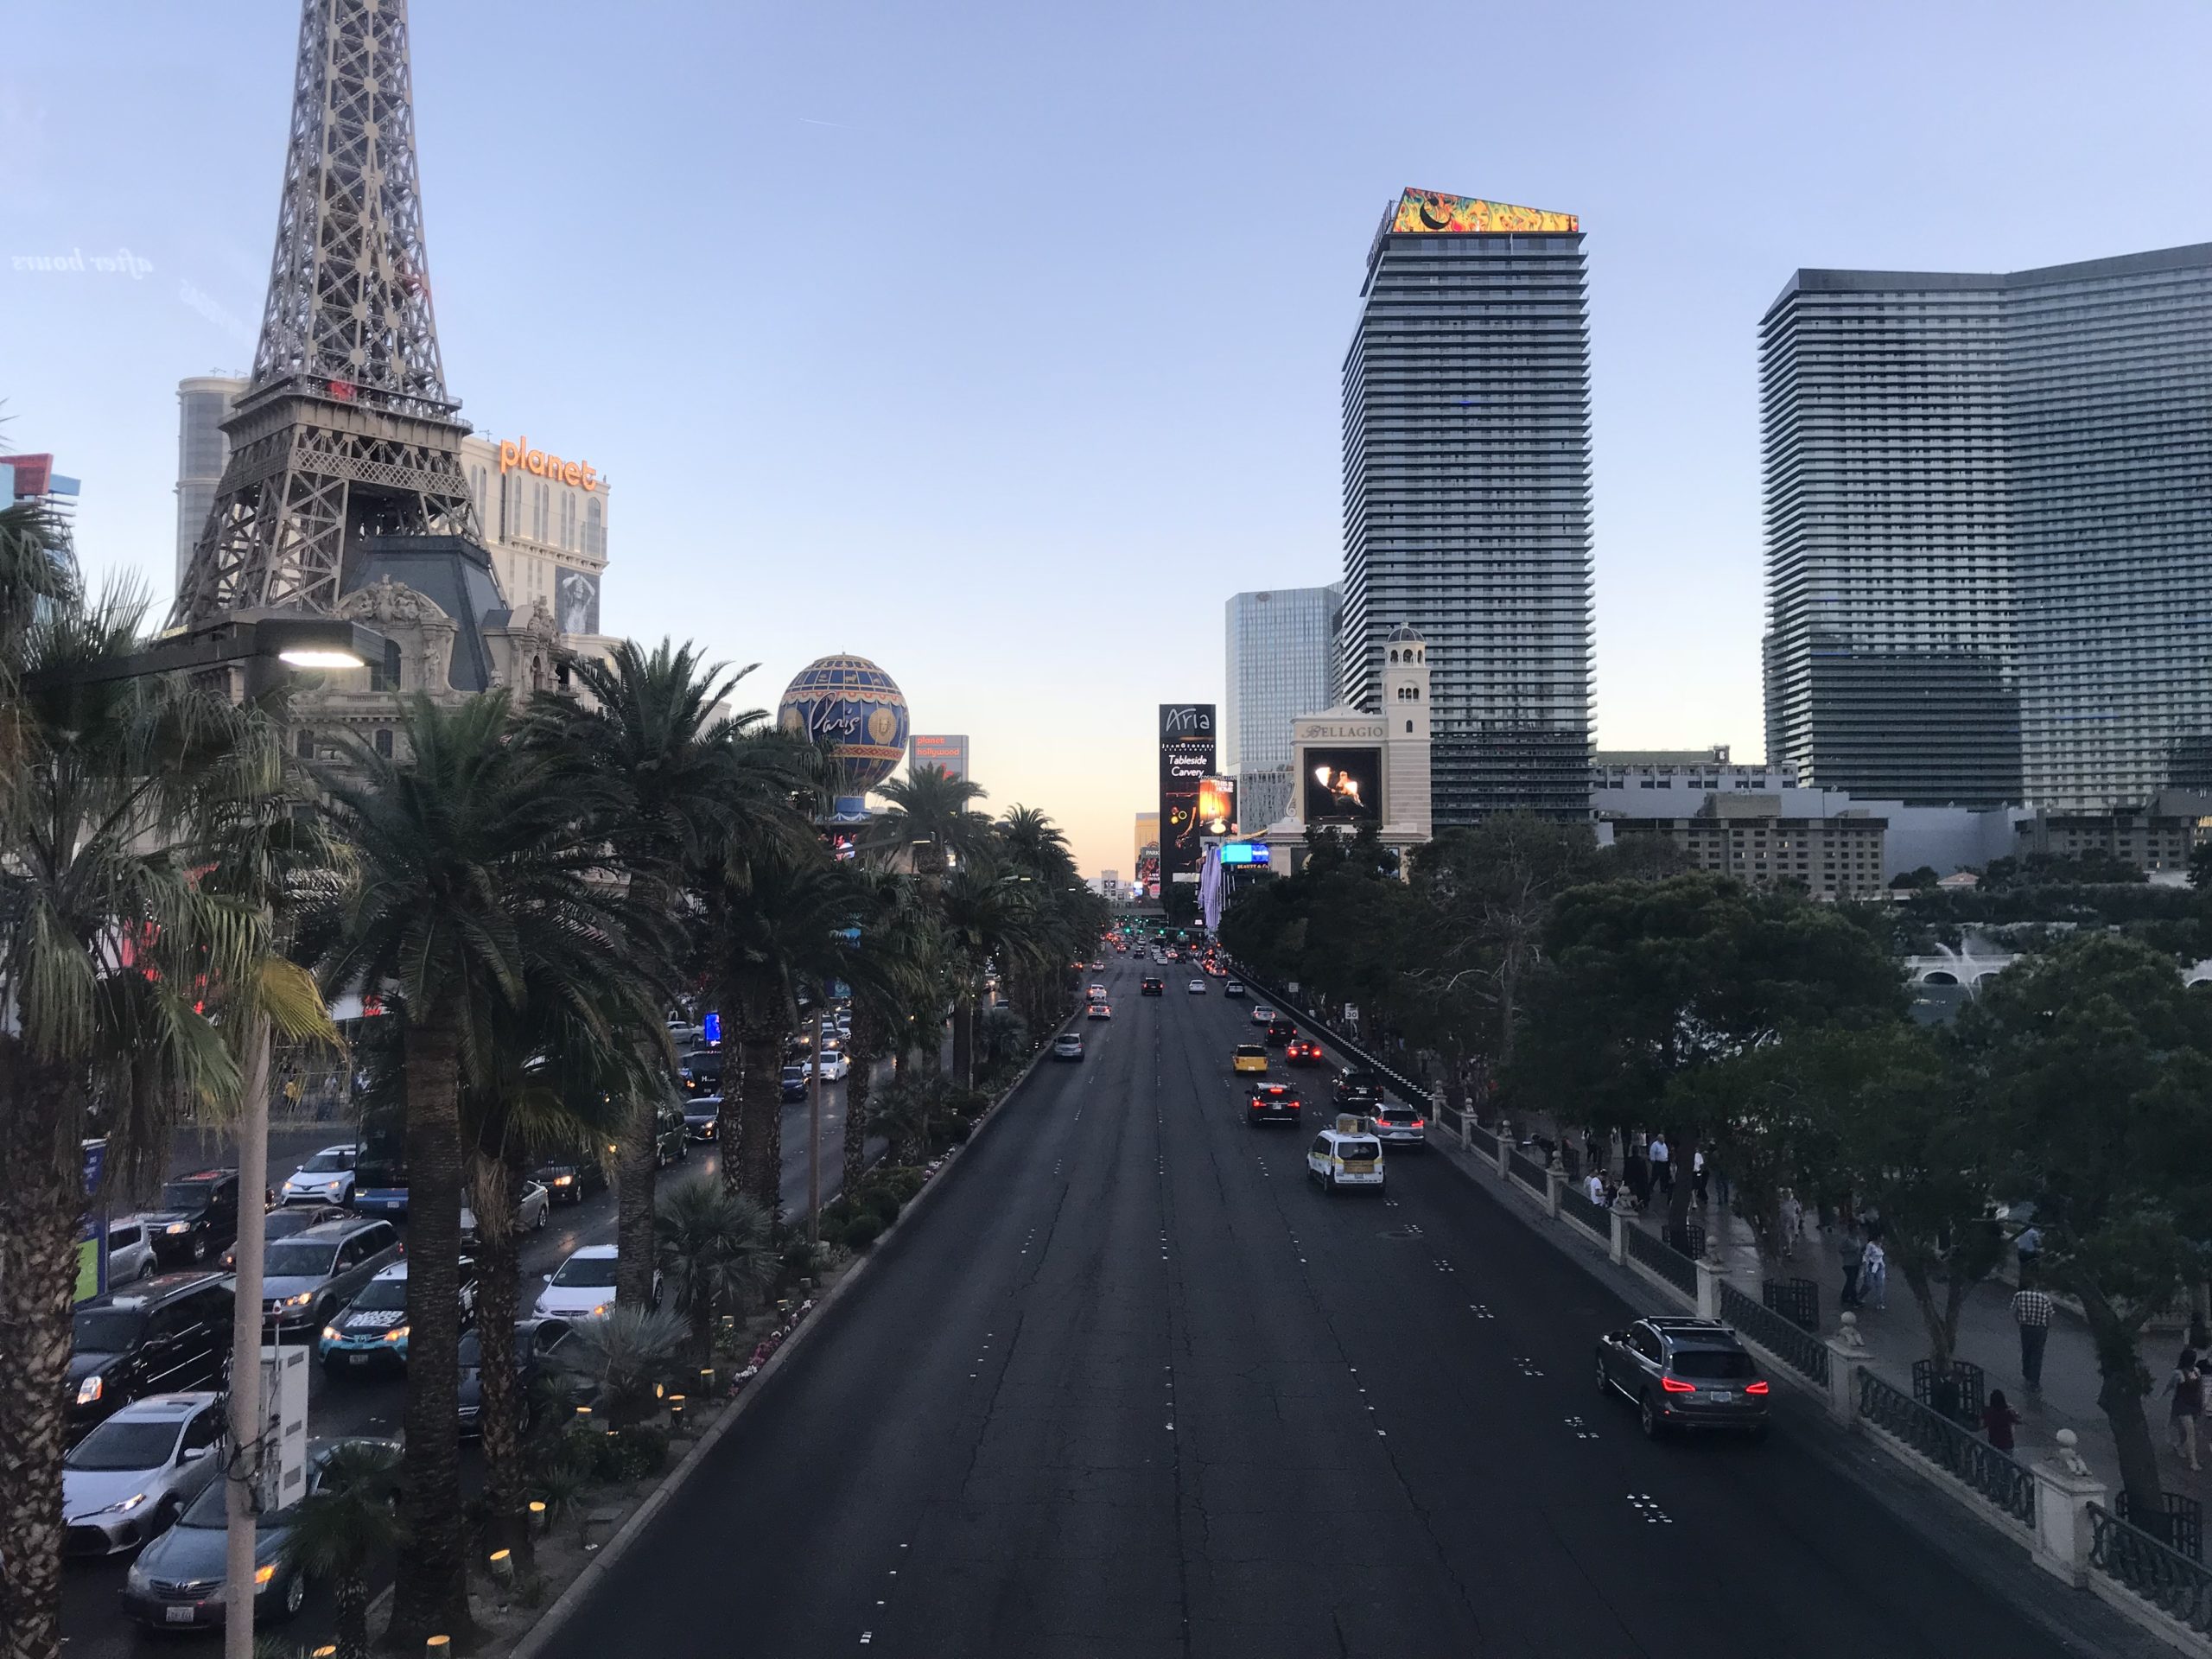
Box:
[1340,190,1593,823]
[1224,584,1341,830]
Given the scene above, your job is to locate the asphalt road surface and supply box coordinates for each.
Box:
[527,954,2111,1659]
[63,1085,873,1658]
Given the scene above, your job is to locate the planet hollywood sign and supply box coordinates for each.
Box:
[499,435,599,493]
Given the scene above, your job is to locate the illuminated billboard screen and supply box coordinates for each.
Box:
[1305,747,1382,825]
[1197,775,1235,836]
[1157,704,1216,890]
[1218,842,1270,867]
[909,734,969,781]
[1390,188,1578,235]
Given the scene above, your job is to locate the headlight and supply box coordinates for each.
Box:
[381,1325,409,1344]
[93,1492,149,1517]
[551,1174,574,1186]
[283,1291,314,1306]
[76,1373,104,1406]
[324,1180,343,1193]
[321,1325,341,1343]
[166,1222,191,1235]
[126,1560,151,1592]
[590,1302,608,1318]
[252,1563,277,1587]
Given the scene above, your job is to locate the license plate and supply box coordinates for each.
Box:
[347,1352,369,1365]
[1709,1390,1733,1404]
[166,1606,198,1624]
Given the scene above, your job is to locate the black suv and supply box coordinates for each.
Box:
[1141,976,1164,997]
[1595,1316,1770,1440]
[140,1170,243,1267]
[68,1274,234,1438]
[1333,1070,1383,1110]
[1264,1016,1298,1048]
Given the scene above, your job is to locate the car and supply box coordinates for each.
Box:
[1141,976,1164,996]
[1090,960,1106,971]
[259,1217,403,1338]
[655,1097,690,1166]
[278,1143,359,1206]
[122,1437,399,1630]
[1285,1037,1325,1066]
[1224,981,1246,998]
[1369,1101,1428,1148]
[1187,978,1207,995]
[1596,1317,1771,1440]
[1087,983,1108,1003]
[1307,1118,1385,1195]
[70,1276,234,1437]
[1264,1016,1298,1047]
[104,1217,157,1286]
[319,1256,478,1374]
[458,1318,576,1435]
[61,1392,226,1555]
[781,1063,811,1101]
[1246,1084,1302,1125]
[1250,1005,1276,1027]
[1333,1070,1383,1110]
[536,1244,655,1319]
[1052,1032,1085,1061]
[816,1051,852,1082]
[140,1170,242,1267]
[1231,1044,1269,1077]
[222,1204,353,1270]
[683,1094,723,1141]
[1087,1001,1113,1020]
[461,1179,550,1246]
[534,1150,607,1205]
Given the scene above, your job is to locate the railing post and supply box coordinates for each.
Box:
[2030,1431,2107,1588]
[1822,1313,1866,1428]
[1608,1208,1628,1267]
[1543,1167,1565,1220]
[1495,1127,1512,1179]
[1694,1256,1723,1321]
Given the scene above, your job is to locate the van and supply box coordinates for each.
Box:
[1307,1116,1385,1195]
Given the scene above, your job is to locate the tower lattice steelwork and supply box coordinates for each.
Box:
[175,0,487,624]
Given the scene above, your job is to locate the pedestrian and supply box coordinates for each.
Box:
[1692,1150,1710,1211]
[2169,1347,2206,1471]
[2012,1278,2053,1394]
[1625,1147,1651,1211]
[1861,1236,1888,1310]
[1778,1190,1803,1258]
[2015,1223,2042,1276]
[1982,1389,2022,1452]
[1837,1226,1866,1307]
[1649,1133,1672,1198]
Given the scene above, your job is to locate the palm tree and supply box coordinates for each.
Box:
[279,1441,404,1659]
[655,1173,773,1367]
[938,861,1049,1087]
[868,764,993,879]
[0,585,273,1659]
[840,868,936,1192]
[525,639,797,1310]
[556,1306,688,1429]
[313,690,658,1647]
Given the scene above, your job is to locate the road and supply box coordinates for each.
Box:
[529,954,2106,1658]
[63,1084,873,1657]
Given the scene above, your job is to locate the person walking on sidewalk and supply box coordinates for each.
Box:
[1649,1133,1672,1198]
[1837,1225,1866,1307]
[1982,1389,2022,1453]
[2167,1347,2205,1471]
[1692,1150,1709,1211]
[1777,1190,1803,1258]
[1861,1235,1888,1310]
[2012,1279,2054,1394]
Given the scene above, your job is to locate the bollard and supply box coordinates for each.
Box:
[488,1548,514,1586]
[528,1499,547,1535]
[427,1639,451,1658]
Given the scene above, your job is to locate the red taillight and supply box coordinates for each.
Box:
[1660,1375,1697,1393]
[1409,1118,1425,1128]
[1745,1380,1770,1395]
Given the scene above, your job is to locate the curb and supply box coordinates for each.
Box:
[500,1021,1070,1659]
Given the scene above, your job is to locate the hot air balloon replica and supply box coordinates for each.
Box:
[777,654,912,822]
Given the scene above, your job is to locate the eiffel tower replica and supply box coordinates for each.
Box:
[175,0,492,624]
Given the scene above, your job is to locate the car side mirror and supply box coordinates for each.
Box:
[180,1446,209,1464]
[542,1273,553,1283]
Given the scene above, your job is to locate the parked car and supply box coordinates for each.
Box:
[104,1217,156,1287]
[1052,1032,1085,1061]
[121,1437,401,1630]
[319,1256,478,1374]
[534,1150,608,1205]
[259,1217,403,1338]
[140,1170,242,1268]
[221,1204,353,1270]
[460,1179,550,1246]
[535,1243,655,1319]
[1596,1317,1770,1440]
[69,1275,234,1438]
[683,1094,723,1141]
[458,1318,575,1435]
[278,1144,359,1206]
[61,1392,226,1555]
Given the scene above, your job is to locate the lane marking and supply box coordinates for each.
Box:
[1565,1415,1599,1440]
[1628,1492,1673,1525]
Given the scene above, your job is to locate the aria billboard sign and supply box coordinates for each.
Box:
[1157,704,1216,890]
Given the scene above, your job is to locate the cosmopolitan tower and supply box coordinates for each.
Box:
[1339,188,1593,823]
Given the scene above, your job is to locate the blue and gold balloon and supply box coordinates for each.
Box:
[777,654,910,793]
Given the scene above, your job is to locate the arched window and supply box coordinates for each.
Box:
[1405,719,1414,733]
[374,728,394,760]
[585,497,603,560]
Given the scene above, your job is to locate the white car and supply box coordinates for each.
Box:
[461,1179,550,1245]
[1187,978,1206,995]
[62,1393,225,1554]
[279,1144,358,1206]
[1251,1005,1277,1026]
[815,1052,851,1082]
[534,1244,657,1320]
[105,1217,156,1285]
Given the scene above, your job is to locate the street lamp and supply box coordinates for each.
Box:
[31,607,388,1659]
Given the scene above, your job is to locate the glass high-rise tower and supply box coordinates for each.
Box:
[1224,583,1341,830]
[1339,188,1593,823]
[1762,243,2212,807]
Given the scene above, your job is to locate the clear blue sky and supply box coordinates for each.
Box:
[6,1,2209,878]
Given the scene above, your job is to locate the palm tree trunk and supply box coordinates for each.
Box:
[613,1087,658,1308]
[391,1020,474,1648]
[333,1569,371,1659]
[736,1008,785,1219]
[0,1052,83,1659]
[470,1148,531,1567]
[843,1011,880,1196]
[952,994,975,1090]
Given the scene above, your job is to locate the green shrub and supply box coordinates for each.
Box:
[842,1212,883,1250]
[604,1426,670,1480]
[856,1185,901,1226]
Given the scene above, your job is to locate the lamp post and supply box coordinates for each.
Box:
[36,608,388,1659]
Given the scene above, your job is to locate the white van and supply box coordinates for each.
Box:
[1307,1116,1385,1195]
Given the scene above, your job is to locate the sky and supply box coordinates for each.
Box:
[5,1,2211,880]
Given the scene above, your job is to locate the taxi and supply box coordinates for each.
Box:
[1307,1116,1385,1195]
[1231,1043,1269,1077]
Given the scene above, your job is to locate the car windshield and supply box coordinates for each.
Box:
[1670,1348,1756,1380]
[178,1480,241,1529]
[298,1150,352,1173]
[347,1279,407,1313]
[264,1242,340,1278]
[1378,1108,1415,1122]
[159,1181,213,1211]
[553,1255,618,1288]
[73,1307,146,1353]
[66,1418,181,1471]
[264,1211,320,1241]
